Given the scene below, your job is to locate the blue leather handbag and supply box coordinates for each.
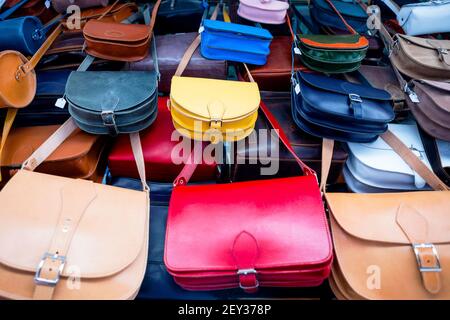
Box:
[291,71,394,143]
[200,19,273,65]
[310,0,368,34]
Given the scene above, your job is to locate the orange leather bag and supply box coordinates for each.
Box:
[0,118,150,300]
[321,133,450,300]
[83,0,162,62]
[0,24,63,181]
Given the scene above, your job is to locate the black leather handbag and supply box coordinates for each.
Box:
[154,0,207,35]
[291,71,395,142]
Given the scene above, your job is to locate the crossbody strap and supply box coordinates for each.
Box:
[0,0,29,20]
[381,0,401,15]
[323,0,358,34]
[0,108,18,181]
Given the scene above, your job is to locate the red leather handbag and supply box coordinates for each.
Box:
[108,97,217,182]
[164,99,333,293]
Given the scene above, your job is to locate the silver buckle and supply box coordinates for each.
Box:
[438,48,448,55]
[237,268,259,290]
[413,243,442,273]
[34,253,66,286]
[348,94,362,104]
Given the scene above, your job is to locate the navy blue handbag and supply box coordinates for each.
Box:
[200,19,272,65]
[310,0,368,34]
[0,0,61,55]
[291,71,394,143]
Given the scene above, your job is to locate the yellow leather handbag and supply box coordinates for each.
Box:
[169,4,259,143]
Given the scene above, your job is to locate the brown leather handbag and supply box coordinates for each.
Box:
[83,0,162,62]
[321,132,450,300]
[0,125,108,185]
[0,118,150,300]
[52,0,109,14]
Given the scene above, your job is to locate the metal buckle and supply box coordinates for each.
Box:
[210,119,222,129]
[101,110,116,126]
[439,48,448,55]
[348,94,363,104]
[34,253,66,286]
[237,269,259,290]
[413,243,442,273]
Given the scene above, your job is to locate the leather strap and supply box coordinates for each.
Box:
[324,0,357,34]
[232,231,259,293]
[380,130,450,191]
[381,0,401,15]
[0,108,18,181]
[320,138,334,193]
[148,0,162,34]
[0,0,29,20]
[129,132,150,192]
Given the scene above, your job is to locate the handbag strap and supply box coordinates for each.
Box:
[381,0,401,15]
[147,0,162,34]
[323,0,357,34]
[0,0,29,20]
[0,108,18,182]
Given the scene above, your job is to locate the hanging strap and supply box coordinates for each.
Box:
[0,108,18,181]
[147,0,162,34]
[381,0,401,15]
[324,0,357,34]
[0,0,29,20]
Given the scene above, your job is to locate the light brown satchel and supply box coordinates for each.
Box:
[321,132,450,300]
[0,118,150,300]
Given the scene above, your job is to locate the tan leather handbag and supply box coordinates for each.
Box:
[83,0,161,62]
[321,132,450,300]
[0,118,150,300]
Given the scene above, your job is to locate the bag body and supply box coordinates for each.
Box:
[0,16,45,55]
[108,97,218,183]
[408,80,450,142]
[66,71,158,135]
[311,0,368,34]
[237,0,289,25]
[232,94,348,183]
[126,32,227,94]
[200,19,273,65]
[155,0,206,35]
[327,191,450,299]
[291,71,394,142]
[344,123,433,193]
[390,34,450,81]
[169,76,260,143]
[52,0,108,14]
[419,128,450,187]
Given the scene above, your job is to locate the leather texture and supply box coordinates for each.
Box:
[391,34,450,81]
[291,71,395,143]
[237,0,289,25]
[108,97,217,182]
[170,76,260,143]
[0,125,107,183]
[408,80,450,142]
[232,92,348,183]
[327,191,450,299]
[126,32,227,94]
[344,123,433,192]
[155,0,206,35]
[52,0,108,14]
[165,175,333,292]
[311,0,368,33]
[241,36,304,91]
[3,0,55,23]
[0,16,45,55]
[200,19,273,66]
[66,71,158,136]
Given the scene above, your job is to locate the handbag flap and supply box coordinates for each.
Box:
[83,20,150,43]
[0,126,100,167]
[66,71,157,113]
[165,176,332,273]
[299,34,369,50]
[35,70,71,96]
[240,0,289,11]
[313,0,367,18]
[347,124,431,175]
[299,72,392,101]
[170,76,260,121]
[397,0,450,26]
[0,170,148,278]
[326,191,450,245]
[398,34,450,51]
[419,79,450,93]
[203,20,272,40]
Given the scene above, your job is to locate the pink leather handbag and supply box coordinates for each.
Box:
[238,0,289,24]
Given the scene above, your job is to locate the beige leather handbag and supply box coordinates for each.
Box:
[0,118,150,300]
[321,132,450,300]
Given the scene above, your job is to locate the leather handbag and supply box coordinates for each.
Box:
[0,125,107,184]
[310,0,368,34]
[200,19,273,65]
[126,32,227,94]
[83,1,161,62]
[0,118,150,300]
[297,0,368,73]
[232,91,348,184]
[66,52,159,136]
[108,97,217,183]
[3,0,55,23]
[165,98,333,292]
[237,0,289,25]
[419,128,450,187]
[155,0,207,35]
[291,71,395,143]
[382,0,450,36]
[344,123,434,193]
[52,0,108,14]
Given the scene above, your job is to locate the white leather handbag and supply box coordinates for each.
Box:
[344,123,434,193]
[382,0,450,36]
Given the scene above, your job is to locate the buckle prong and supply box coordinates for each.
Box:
[34,253,66,286]
[413,243,442,273]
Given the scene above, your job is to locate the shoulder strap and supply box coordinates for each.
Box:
[381,0,401,15]
[0,108,18,182]
[0,0,29,20]
[323,0,358,34]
